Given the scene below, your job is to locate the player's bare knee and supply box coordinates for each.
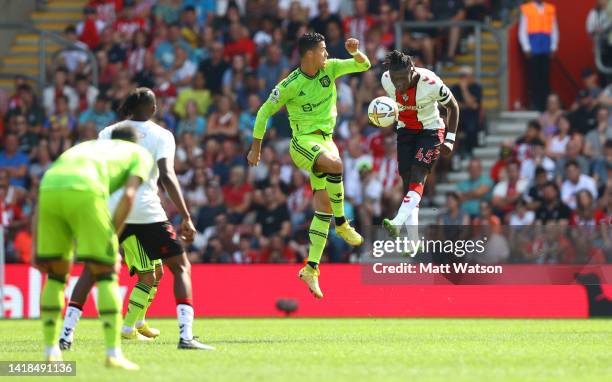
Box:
[327,157,343,174]
[138,271,155,286]
[155,264,164,281]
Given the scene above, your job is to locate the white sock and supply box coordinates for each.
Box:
[177,304,194,341]
[135,320,145,329]
[60,306,82,342]
[405,206,420,250]
[391,191,421,226]
[107,348,123,358]
[45,345,62,358]
[122,325,135,334]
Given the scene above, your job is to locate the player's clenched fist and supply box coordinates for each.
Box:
[345,38,360,54]
[247,147,260,166]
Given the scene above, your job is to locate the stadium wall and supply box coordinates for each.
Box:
[3,264,604,319]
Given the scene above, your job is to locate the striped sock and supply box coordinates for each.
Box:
[136,280,159,327]
[325,174,346,222]
[96,273,122,350]
[122,281,151,332]
[307,211,332,264]
[41,275,66,349]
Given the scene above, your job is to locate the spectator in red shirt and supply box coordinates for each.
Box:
[222,165,254,224]
[113,1,146,40]
[224,23,257,69]
[343,0,375,43]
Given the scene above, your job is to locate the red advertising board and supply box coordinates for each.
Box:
[2,264,601,318]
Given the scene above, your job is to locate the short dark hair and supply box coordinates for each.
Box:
[446,191,460,203]
[605,139,612,149]
[64,25,77,34]
[111,125,138,143]
[297,32,325,57]
[527,119,542,131]
[118,87,156,119]
[535,166,547,176]
[565,159,580,169]
[385,50,414,72]
[543,181,559,194]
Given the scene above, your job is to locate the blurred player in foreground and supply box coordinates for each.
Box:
[34,126,152,369]
[59,88,214,351]
[247,32,370,298]
[381,50,460,241]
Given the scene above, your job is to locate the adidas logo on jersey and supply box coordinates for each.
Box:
[299,90,306,96]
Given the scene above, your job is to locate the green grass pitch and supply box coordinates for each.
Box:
[2,318,612,381]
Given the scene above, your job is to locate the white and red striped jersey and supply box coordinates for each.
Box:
[381,67,453,131]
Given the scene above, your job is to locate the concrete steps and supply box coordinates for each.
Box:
[418,111,534,225]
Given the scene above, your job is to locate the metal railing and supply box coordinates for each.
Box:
[396,20,509,109]
[0,23,98,92]
[396,20,507,80]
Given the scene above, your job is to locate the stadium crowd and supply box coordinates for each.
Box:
[2,0,603,266]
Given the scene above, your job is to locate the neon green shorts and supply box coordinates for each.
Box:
[289,133,340,191]
[36,189,119,265]
[122,235,162,275]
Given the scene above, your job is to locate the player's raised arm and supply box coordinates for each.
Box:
[326,38,371,79]
[248,83,294,166]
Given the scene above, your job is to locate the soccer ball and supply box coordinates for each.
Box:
[368,96,398,128]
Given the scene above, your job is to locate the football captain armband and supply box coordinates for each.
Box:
[445,132,456,143]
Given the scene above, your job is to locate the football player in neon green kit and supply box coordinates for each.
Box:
[34,126,153,370]
[247,32,371,299]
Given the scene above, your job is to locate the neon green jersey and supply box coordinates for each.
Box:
[41,139,153,196]
[253,57,371,139]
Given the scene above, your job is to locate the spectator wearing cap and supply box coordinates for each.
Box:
[584,107,612,158]
[78,94,116,132]
[174,72,212,119]
[538,93,563,138]
[42,67,78,115]
[535,181,571,225]
[569,89,598,135]
[545,114,571,160]
[491,161,529,216]
[0,134,29,188]
[450,66,482,156]
[457,158,493,218]
[519,0,559,111]
[561,159,598,209]
[198,41,229,95]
